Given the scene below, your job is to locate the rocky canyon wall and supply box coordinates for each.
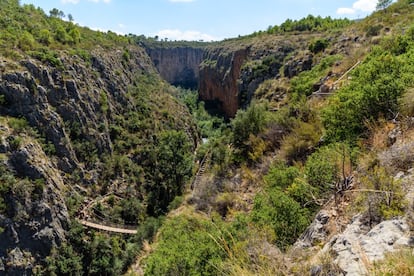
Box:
[199,47,249,118]
[145,39,298,118]
[145,46,205,89]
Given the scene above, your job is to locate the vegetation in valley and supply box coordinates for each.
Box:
[1,0,414,275]
[142,1,414,275]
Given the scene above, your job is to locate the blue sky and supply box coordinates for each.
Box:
[20,0,381,41]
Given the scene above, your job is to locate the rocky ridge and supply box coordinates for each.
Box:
[0,44,197,273]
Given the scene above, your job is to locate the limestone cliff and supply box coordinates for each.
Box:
[199,47,249,117]
[0,44,197,273]
[198,38,296,117]
[145,46,205,89]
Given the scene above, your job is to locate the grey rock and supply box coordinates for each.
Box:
[295,210,330,248]
[324,216,411,276]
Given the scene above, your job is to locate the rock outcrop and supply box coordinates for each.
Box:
[199,39,296,117]
[0,125,69,275]
[323,216,412,275]
[199,47,249,117]
[146,46,205,89]
[0,44,197,272]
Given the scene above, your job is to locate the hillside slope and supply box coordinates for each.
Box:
[138,1,414,275]
[0,1,198,274]
[1,0,414,275]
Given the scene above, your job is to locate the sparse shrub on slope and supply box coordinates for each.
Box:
[308,38,329,54]
[251,186,310,250]
[322,31,414,142]
[231,101,269,163]
[144,215,229,276]
[356,166,406,226]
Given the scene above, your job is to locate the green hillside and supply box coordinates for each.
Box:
[0,0,414,275]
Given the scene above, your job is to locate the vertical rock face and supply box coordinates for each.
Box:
[0,126,69,275]
[199,48,249,117]
[146,46,205,89]
[0,45,198,272]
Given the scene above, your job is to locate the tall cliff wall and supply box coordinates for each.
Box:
[199,47,249,118]
[198,40,295,117]
[146,46,205,89]
[0,45,198,273]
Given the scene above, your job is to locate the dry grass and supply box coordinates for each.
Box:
[400,88,414,118]
[365,119,397,151]
[370,248,414,276]
[279,120,322,165]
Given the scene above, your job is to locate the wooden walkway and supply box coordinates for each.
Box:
[76,150,211,235]
[77,219,137,235]
[191,152,211,197]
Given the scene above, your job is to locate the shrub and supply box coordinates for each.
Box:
[264,163,299,189]
[290,55,341,97]
[135,216,164,245]
[231,101,268,162]
[322,48,411,142]
[309,38,329,53]
[399,88,414,117]
[279,120,322,164]
[8,117,28,132]
[304,144,349,191]
[365,24,382,37]
[38,29,52,45]
[144,215,228,275]
[9,136,22,150]
[18,31,35,51]
[358,166,406,226]
[251,187,310,250]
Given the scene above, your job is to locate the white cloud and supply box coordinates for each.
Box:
[352,0,377,12]
[336,7,356,15]
[336,0,377,16]
[155,29,219,41]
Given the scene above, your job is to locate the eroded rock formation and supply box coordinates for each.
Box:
[146,46,205,89]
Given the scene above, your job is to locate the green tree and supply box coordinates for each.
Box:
[38,29,52,45]
[88,235,123,276]
[231,101,268,162]
[49,8,64,18]
[144,215,228,276]
[251,187,310,250]
[146,130,192,216]
[45,244,83,276]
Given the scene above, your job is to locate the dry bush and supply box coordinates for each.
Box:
[279,121,322,165]
[302,251,345,276]
[219,228,290,276]
[261,122,288,150]
[365,119,397,150]
[399,88,414,117]
[379,141,414,173]
[356,166,406,227]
